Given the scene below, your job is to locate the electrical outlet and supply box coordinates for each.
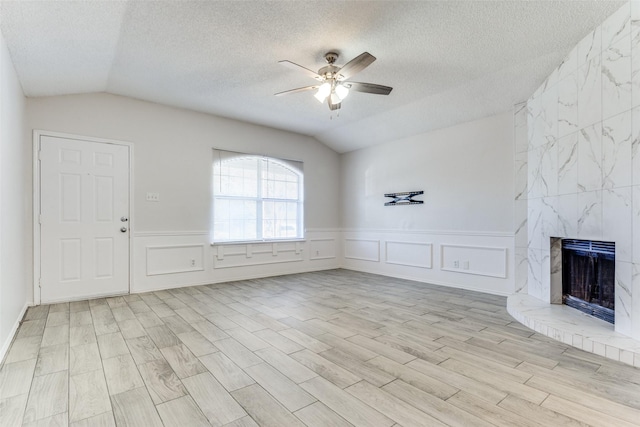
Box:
[146,192,160,202]
[316,250,320,256]
[190,259,196,267]
[463,261,469,270]
[453,260,459,268]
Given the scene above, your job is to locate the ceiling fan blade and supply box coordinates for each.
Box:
[344,82,393,95]
[278,60,322,80]
[274,85,319,96]
[337,52,376,81]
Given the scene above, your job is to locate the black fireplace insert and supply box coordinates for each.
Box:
[562,239,615,324]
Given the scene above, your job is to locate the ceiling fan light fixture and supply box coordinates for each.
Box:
[335,84,349,100]
[314,82,331,103]
[330,91,341,105]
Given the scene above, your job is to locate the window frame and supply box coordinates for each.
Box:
[211,150,304,244]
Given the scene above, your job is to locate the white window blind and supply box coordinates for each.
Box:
[212,149,304,243]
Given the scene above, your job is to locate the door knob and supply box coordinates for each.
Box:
[121,217,128,222]
[120,227,127,233]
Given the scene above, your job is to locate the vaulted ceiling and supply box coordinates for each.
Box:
[0,1,624,152]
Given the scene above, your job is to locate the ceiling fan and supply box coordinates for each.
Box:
[275,51,393,111]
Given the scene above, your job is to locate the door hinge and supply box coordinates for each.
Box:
[38,150,42,161]
[38,278,41,288]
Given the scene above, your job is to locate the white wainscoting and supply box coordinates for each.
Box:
[132,229,340,293]
[342,229,515,296]
[146,244,205,275]
[440,244,507,278]
[385,241,433,269]
[344,238,380,262]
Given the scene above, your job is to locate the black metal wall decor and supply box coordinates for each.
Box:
[384,191,424,206]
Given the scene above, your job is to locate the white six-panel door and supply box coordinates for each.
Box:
[39,135,130,303]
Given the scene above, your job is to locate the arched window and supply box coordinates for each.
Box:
[212,149,303,242]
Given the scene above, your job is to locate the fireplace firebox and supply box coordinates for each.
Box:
[561,239,615,324]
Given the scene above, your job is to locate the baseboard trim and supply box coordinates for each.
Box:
[340,266,512,297]
[0,302,30,367]
[132,265,340,294]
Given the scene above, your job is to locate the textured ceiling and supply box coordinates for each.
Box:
[0,1,625,153]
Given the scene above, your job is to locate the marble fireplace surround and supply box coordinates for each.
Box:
[508,1,640,368]
[508,236,640,368]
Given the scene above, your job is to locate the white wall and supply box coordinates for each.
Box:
[340,112,516,295]
[0,32,28,362]
[26,93,341,296]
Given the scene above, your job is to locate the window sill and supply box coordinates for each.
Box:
[211,238,306,246]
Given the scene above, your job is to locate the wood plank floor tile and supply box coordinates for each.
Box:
[70,310,93,327]
[405,357,507,404]
[222,415,259,427]
[46,312,70,328]
[244,363,316,411]
[137,359,187,404]
[156,395,210,427]
[23,370,68,423]
[3,334,44,365]
[300,376,394,427]
[102,354,145,395]
[0,359,37,399]
[68,369,111,423]
[540,394,638,427]
[198,352,255,392]
[22,412,67,427]
[16,319,46,339]
[447,390,540,427]
[145,325,180,349]
[346,334,416,364]
[439,357,549,405]
[177,331,218,356]
[90,308,119,336]
[225,328,271,351]
[160,343,207,379]
[254,347,317,384]
[116,319,146,340]
[69,411,115,427]
[320,349,395,388]
[41,325,69,348]
[497,395,586,427]
[35,343,68,376]
[0,393,28,427]
[382,380,495,427]
[135,311,164,329]
[125,336,164,365]
[69,325,96,347]
[230,384,306,427]
[278,328,331,353]
[290,349,361,388]
[214,338,263,368]
[4,270,640,427]
[96,332,129,360]
[69,342,102,376]
[293,401,352,427]
[111,387,163,427]
[182,372,247,426]
[345,380,448,427]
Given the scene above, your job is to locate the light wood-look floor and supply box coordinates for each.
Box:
[2,269,640,427]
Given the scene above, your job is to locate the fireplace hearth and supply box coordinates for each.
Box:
[562,239,615,324]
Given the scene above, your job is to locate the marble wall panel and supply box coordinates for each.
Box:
[602,110,633,189]
[577,123,603,192]
[558,133,578,195]
[602,36,632,121]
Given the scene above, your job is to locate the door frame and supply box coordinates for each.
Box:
[33,130,135,305]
